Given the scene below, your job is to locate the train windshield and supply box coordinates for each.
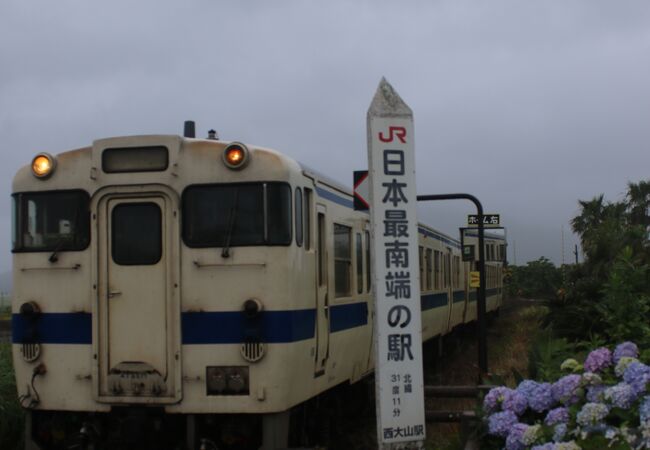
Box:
[12,190,90,252]
[182,182,292,247]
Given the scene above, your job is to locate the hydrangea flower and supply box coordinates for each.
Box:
[604,382,636,409]
[517,380,554,412]
[560,358,581,372]
[483,386,527,415]
[639,396,650,423]
[553,423,568,442]
[545,407,569,426]
[586,385,606,403]
[552,374,582,405]
[615,356,639,377]
[505,423,529,450]
[581,372,602,386]
[483,386,509,413]
[623,361,650,395]
[555,441,581,450]
[488,410,518,437]
[613,342,639,363]
[576,402,609,427]
[584,347,612,372]
[531,444,556,450]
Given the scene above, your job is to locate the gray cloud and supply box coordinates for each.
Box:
[1,0,649,271]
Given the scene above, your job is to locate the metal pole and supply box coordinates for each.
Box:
[416,194,488,376]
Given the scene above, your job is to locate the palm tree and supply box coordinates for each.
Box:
[626,180,650,227]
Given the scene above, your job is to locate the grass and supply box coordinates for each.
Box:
[423,300,548,449]
[0,343,24,450]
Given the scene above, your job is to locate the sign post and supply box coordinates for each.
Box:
[368,78,425,448]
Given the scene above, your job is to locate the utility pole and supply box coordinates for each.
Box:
[574,244,579,264]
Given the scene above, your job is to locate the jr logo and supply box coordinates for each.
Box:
[379,126,407,144]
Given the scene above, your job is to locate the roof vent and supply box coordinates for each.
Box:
[207,129,219,140]
[183,120,196,138]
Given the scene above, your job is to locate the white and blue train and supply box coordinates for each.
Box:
[11,129,505,449]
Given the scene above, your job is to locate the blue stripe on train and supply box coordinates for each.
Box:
[11,289,497,344]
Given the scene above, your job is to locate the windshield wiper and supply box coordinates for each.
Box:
[49,204,82,263]
[221,189,239,258]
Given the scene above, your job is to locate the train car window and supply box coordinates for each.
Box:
[295,188,303,247]
[267,184,292,244]
[433,250,440,290]
[112,203,162,265]
[426,248,432,290]
[12,190,90,252]
[182,182,291,247]
[304,189,312,250]
[365,231,371,292]
[419,246,424,291]
[356,233,363,294]
[334,224,352,297]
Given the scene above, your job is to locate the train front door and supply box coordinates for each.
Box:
[95,190,180,403]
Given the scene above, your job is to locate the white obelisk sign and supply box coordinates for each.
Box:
[368,78,426,448]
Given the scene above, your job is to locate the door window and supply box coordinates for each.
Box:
[112,203,162,265]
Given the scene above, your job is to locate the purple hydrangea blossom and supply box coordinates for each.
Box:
[576,402,609,427]
[488,410,518,437]
[552,374,582,405]
[584,347,613,372]
[586,385,606,403]
[517,380,554,412]
[484,386,527,415]
[531,444,556,450]
[545,407,569,426]
[624,362,650,395]
[604,382,637,409]
[483,386,510,413]
[505,423,528,450]
[640,396,650,423]
[613,342,639,363]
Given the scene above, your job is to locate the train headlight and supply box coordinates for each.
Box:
[31,153,57,179]
[222,143,250,170]
[206,367,249,396]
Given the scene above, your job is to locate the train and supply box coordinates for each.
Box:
[11,125,505,449]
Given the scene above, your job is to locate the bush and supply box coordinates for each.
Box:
[0,343,24,450]
[479,342,650,449]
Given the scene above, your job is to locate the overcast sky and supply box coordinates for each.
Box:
[1,0,649,274]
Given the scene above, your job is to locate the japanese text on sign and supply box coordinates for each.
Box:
[368,78,425,447]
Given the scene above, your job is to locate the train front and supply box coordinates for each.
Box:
[11,134,308,449]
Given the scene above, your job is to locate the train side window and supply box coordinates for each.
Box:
[112,203,162,265]
[295,188,303,247]
[356,233,363,294]
[433,250,440,290]
[365,231,371,292]
[425,248,432,290]
[304,189,312,250]
[267,184,292,244]
[419,246,424,291]
[334,224,352,297]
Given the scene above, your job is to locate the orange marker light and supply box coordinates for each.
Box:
[31,153,56,178]
[222,143,250,170]
[226,148,244,165]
